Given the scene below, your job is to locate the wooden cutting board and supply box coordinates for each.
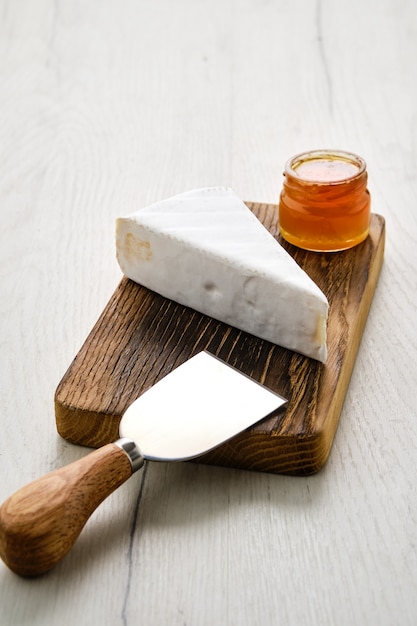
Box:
[55,204,385,475]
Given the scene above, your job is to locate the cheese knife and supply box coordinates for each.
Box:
[0,351,287,577]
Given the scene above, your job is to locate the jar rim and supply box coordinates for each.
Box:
[285,149,367,184]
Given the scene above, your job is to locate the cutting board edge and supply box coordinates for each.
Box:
[54,399,122,449]
[54,211,385,475]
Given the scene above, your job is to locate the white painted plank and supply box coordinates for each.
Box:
[1,0,416,624]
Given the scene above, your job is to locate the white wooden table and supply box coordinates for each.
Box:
[1,0,416,624]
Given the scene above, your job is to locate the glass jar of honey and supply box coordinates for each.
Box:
[278,149,371,252]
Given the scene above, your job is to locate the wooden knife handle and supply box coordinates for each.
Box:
[0,443,135,577]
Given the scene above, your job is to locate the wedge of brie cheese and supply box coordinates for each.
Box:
[116,187,328,361]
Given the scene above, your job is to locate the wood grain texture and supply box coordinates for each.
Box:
[0,443,132,576]
[1,0,417,624]
[54,207,385,475]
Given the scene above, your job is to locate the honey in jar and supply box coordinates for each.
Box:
[278,150,371,252]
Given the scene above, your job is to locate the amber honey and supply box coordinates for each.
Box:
[279,150,371,252]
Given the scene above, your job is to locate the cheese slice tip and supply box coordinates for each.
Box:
[116,187,328,362]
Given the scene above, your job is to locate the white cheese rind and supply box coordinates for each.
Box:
[116,187,328,361]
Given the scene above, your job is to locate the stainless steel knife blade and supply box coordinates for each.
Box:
[0,351,287,576]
